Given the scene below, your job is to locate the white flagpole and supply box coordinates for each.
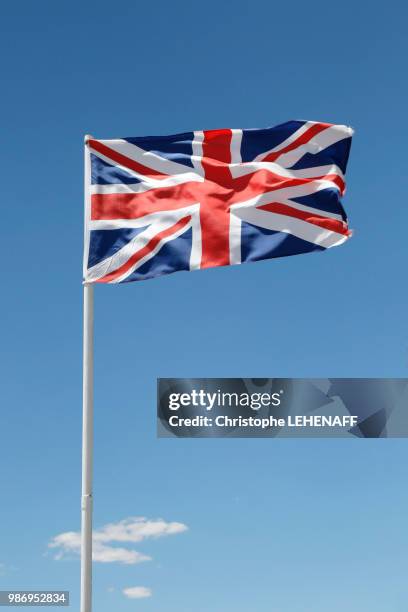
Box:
[81,136,94,612]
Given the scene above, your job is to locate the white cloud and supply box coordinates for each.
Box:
[123,586,152,600]
[48,517,188,565]
[93,517,188,544]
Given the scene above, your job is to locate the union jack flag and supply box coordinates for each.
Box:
[84,121,353,283]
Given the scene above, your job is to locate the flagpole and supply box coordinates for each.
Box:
[81,283,94,612]
[81,136,94,612]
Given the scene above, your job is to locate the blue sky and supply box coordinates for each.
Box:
[1,1,407,610]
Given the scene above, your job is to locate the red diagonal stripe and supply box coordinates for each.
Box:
[227,171,345,206]
[262,123,331,163]
[88,139,168,180]
[314,173,345,194]
[258,201,349,235]
[96,216,191,283]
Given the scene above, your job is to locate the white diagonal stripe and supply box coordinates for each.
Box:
[273,198,345,223]
[230,180,343,216]
[85,205,200,282]
[229,189,345,226]
[90,172,202,195]
[232,206,348,248]
[91,204,202,272]
[96,138,196,177]
[111,217,195,284]
[277,125,353,168]
[254,121,318,162]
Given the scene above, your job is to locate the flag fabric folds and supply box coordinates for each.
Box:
[83,121,353,284]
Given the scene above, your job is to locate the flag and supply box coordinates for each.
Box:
[83,121,353,284]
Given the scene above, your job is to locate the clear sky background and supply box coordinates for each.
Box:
[1,1,407,610]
